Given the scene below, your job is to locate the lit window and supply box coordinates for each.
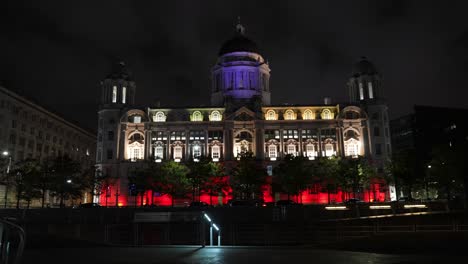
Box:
[284,110,295,120]
[193,145,201,158]
[287,144,296,156]
[212,146,220,160]
[122,87,127,103]
[303,109,314,120]
[325,143,334,157]
[192,111,203,121]
[210,111,222,121]
[173,146,183,160]
[154,112,166,122]
[133,149,140,161]
[368,82,373,99]
[305,144,316,159]
[155,146,164,160]
[344,139,359,157]
[321,109,332,120]
[112,86,117,103]
[265,110,276,120]
[133,116,141,123]
[359,83,364,100]
[268,145,277,159]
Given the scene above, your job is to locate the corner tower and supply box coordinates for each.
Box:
[211,20,271,108]
[347,57,391,173]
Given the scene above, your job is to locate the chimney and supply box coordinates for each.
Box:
[324,97,331,105]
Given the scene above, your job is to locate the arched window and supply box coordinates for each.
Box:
[305,144,316,159]
[211,145,220,161]
[265,110,276,120]
[303,109,314,120]
[154,112,166,122]
[287,144,296,156]
[112,86,117,103]
[122,87,126,103]
[268,145,277,159]
[192,145,201,159]
[324,143,334,157]
[210,111,222,121]
[284,110,295,120]
[192,111,203,122]
[321,109,332,120]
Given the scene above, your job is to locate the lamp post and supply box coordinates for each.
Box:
[16,172,22,209]
[2,151,11,208]
[426,165,431,200]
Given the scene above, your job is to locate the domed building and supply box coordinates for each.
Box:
[95,22,392,207]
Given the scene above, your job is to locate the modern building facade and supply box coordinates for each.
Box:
[96,22,391,206]
[0,85,96,206]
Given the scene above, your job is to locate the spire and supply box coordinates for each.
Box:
[235,16,245,35]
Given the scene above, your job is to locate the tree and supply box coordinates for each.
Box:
[338,156,375,201]
[273,154,313,202]
[230,152,267,200]
[186,156,213,202]
[202,161,228,205]
[385,149,420,199]
[316,156,341,204]
[48,155,83,208]
[128,166,152,207]
[10,158,42,208]
[154,161,190,207]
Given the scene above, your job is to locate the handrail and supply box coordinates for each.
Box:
[0,219,26,264]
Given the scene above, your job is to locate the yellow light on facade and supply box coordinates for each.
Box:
[404,204,427,209]
[369,205,391,209]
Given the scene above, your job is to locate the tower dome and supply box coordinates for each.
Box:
[106,61,133,81]
[352,57,378,76]
[218,20,260,56]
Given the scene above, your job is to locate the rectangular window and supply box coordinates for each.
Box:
[374,127,380,137]
[132,148,140,161]
[287,145,296,156]
[368,82,374,99]
[208,130,223,141]
[375,144,382,155]
[155,146,164,159]
[112,86,117,103]
[133,116,141,123]
[359,82,364,100]
[173,146,182,160]
[193,145,201,158]
[306,144,316,159]
[325,144,334,157]
[212,146,220,159]
[122,87,127,104]
[107,149,113,160]
[108,131,114,141]
[268,145,277,158]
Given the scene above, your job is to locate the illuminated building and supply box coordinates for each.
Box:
[95,22,391,206]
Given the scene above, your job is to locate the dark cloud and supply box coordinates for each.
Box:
[1,0,468,131]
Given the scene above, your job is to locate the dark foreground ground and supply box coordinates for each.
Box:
[22,246,468,264]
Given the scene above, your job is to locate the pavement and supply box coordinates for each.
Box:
[21,246,468,264]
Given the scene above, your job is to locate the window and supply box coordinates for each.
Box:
[192,111,203,121]
[325,144,334,157]
[359,82,364,100]
[303,109,314,120]
[375,144,382,155]
[368,82,374,99]
[264,130,280,140]
[283,130,298,139]
[112,86,117,103]
[321,109,332,120]
[268,145,277,159]
[208,131,223,141]
[305,144,316,159]
[107,149,113,160]
[108,131,114,140]
[122,87,127,103]
[287,144,296,156]
[11,120,16,129]
[133,116,141,123]
[212,146,220,160]
[284,110,295,120]
[154,112,166,122]
[155,146,164,160]
[173,146,183,160]
[210,111,222,121]
[193,145,201,158]
[374,126,380,137]
[265,110,276,120]
[344,139,359,157]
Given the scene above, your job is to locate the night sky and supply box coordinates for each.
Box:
[1,0,468,132]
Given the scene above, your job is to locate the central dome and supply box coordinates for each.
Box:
[218,22,259,56]
[352,57,378,76]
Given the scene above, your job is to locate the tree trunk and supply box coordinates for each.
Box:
[210,190,213,205]
[327,189,331,204]
[171,195,174,207]
[41,188,46,208]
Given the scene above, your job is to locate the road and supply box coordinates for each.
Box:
[21,246,468,264]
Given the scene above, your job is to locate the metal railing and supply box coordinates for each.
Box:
[0,219,26,264]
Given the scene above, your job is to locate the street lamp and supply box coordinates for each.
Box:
[2,151,12,208]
